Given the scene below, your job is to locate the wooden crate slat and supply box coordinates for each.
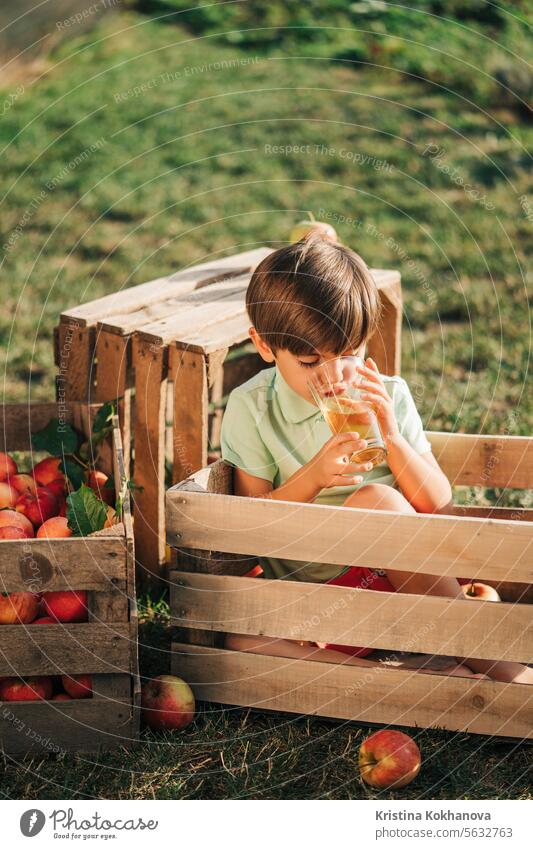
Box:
[132,336,167,579]
[366,275,402,376]
[171,643,532,739]
[176,312,252,354]
[0,696,137,756]
[56,323,95,401]
[95,332,132,478]
[0,538,127,591]
[428,431,533,489]
[166,490,533,583]
[137,274,252,347]
[168,347,208,484]
[61,248,273,326]
[98,275,252,337]
[169,571,532,663]
[0,624,131,676]
[0,400,102,452]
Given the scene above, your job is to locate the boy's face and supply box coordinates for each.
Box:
[249,327,365,403]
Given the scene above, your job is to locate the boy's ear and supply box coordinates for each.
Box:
[249,326,275,363]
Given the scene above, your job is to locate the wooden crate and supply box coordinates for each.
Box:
[56,247,402,582]
[166,431,533,740]
[0,401,140,756]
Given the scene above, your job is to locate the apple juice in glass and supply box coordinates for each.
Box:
[307,356,387,468]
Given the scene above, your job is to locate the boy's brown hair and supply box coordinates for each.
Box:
[245,232,382,356]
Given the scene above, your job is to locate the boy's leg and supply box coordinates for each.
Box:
[343,484,533,684]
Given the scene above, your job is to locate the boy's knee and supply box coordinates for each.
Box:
[344,483,416,513]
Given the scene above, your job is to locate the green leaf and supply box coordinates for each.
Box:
[31,418,79,456]
[60,457,86,491]
[92,400,118,446]
[66,485,108,537]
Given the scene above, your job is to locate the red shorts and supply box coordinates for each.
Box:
[319,566,396,657]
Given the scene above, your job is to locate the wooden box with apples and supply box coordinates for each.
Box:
[0,401,140,756]
[166,432,533,741]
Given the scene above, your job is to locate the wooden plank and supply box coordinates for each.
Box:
[62,248,273,326]
[453,505,533,522]
[169,571,533,663]
[0,538,127,592]
[166,489,533,583]
[132,336,167,581]
[0,400,100,452]
[171,643,532,739]
[99,276,251,337]
[0,624,131,676]
[137,274,251,347]
[0,697,137,755]
[56,321,94,401]
[168,347,209,484]
[176,312,251,355]
[367,275,402,376]
[94,330,132,477]
[428,431,533,489]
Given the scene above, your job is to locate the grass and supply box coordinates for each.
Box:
[0,5,532,799]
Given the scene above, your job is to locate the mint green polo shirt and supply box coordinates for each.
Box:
[220,366,432,583]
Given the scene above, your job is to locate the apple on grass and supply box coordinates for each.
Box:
[290,213,338,244]
[0,509,34,537]
[461,581,501,602]
[359,729,421,789]
[0,676,53,701]
[41,590,88,623]
[0,591,40,624]
[141,675,195,731]
[61,674,92,699]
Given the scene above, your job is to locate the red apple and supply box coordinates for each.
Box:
[32,457,65,487]
[0,509,34,537]
[10,473,37,496]
[44,478,66,498]
[37,516,72,538]
[461,582,501,602]
[86,470,115,506]
[0,481,18,509]
[58,498,67,517]
[41,590,88,623]
[32,616,56,624]
[359,730,421,789]
[0,591,40,624]
[16,486,58,526]
[290,218,338,244]
[0,525,28,540]
[52,693,73,701]
[61,674,92,699]
[242,564,264,578]
[141,674,195,731]
[0,451,17,482]
[0,676,53,701]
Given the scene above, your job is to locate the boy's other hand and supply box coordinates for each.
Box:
[355,357,401,443]
[308,432,373,489]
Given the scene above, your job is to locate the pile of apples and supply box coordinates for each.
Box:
[0,590,92,701]
[0,450,114,541]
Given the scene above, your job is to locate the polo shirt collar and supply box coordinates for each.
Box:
[274,366,321,423]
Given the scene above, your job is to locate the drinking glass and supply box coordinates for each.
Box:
[307,356,387,468]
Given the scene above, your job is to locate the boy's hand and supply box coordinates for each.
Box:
[356,357,401,444]
[309,432,374,489]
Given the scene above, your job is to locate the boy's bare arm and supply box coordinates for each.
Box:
[384,433,452,513]
[232,432,372,503]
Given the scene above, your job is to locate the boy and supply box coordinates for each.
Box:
[220,233,532,684]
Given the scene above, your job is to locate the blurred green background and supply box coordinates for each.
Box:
[1,1,532,799]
